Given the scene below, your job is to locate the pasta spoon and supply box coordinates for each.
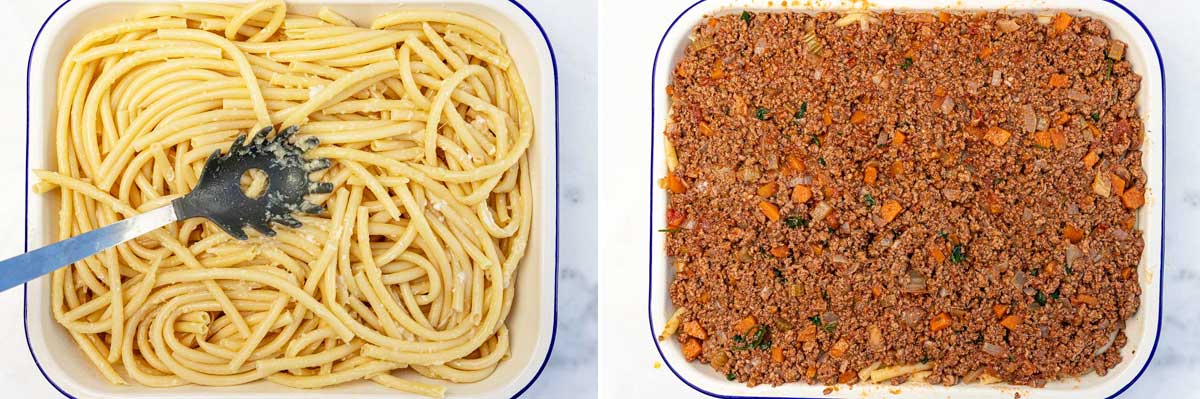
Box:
[0,125,333,292]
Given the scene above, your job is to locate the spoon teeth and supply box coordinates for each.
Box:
[309,182,334,194]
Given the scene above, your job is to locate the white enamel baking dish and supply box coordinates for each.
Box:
[22,1,558,398]
[648,0,1164,398]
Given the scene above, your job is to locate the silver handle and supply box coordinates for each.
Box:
[0,205,178,292]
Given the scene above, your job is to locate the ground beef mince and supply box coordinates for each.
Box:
[663,10,1145,388]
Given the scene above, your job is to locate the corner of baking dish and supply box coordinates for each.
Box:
[646,0,1165,398]
[22,1,560,398]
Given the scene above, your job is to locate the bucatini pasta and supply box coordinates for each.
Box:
[40,1,533,396]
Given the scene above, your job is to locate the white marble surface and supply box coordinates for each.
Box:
[597,0,1200,398]
[0,1,596,398]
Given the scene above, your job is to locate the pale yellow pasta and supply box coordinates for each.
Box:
[43,1,532,397]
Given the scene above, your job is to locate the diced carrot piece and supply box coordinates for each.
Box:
[758,182,779,198]
[683,321,708,340]
[838,369,858,384]
[992,304,1010,318]
[787,155,806,174]
[889,160,905,177]
[929,245,946,263]
[986,192,1003,215]
[938,11,952,23]
[984,126,1012,147]
[965,125,987,139]
[1032,131,1052,149]
[699,122,714,136]
[1087,123,1102,139]
[1063,224,1085,244]
[930,312,952,332]
[682,338,703,361]
[979,46,995,60]
[770,245,789,258]
[864,166,878,185]
[711,60,725,79]
[1054,112,1070,126]
[1000,315,1022,330]
[822,109,833,126]
[1050,128,1067,151]
[806,365,817,379]
[1053,12,1073,33]
[797,324,818,343]
[662,173,687,193]
[1045,261,1059,276]
[893,131,907,146]
[1122,267,1136,280]
[1122,215,1136,231]
[707,17,718,27]
[759,201,781,222]
[792,184,813,203]
[830,339,849,358]
[871,284,883,298]
[771,345,783,363]
[1083,150,1099,168]
[666,85,674,97]
[1109,173,1126,197]
[1121,187,1145,209]
[850,110,868,125]
[811,244,824,256]
[1049,74,1069,88]
[880,200,903,224]
[733,316,757,334]
[1072,294,1099,306]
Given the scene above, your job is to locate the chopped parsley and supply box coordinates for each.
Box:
[1105,59,1114,78]
[733,325,771,350]
[950,244,966,263]
[863,194,876,207]
[755,107,770,120]
[970,335,984,345]
[900,57,913,70]
[1051,290,1061,300]
[794,102,808,121]
[817,157,827,167]
[974,56,982,63]
[807,315,836,333]
[773,267,787,284]
[657,227,680,233]
[1091,112,1101,122]
[1066,265,1075,275]
[784,215,809,228]
[1030,268,1040,277]
[811,134,821,145]
[919,355,930,364]
[726,372,737,381]
[740,10,752,25]
[1034,290,1047,306]
[938,231,949,239]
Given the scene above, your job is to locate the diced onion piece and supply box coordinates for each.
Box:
[997,19,1020,33]
[811,201,832,223]
[982,342,1006,357]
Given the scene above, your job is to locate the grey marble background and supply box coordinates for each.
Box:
[518,1,598,398]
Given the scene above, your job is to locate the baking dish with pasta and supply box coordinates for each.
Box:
[24,1,558,398]
[648,0,1162,398]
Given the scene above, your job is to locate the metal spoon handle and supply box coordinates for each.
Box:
[0,205,178,292]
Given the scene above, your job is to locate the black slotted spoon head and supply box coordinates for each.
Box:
[0,125,335,292]
[172,125,333,240]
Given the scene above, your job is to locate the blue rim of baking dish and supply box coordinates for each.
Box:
[646,0,1165,398]
[21,1,560,398]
